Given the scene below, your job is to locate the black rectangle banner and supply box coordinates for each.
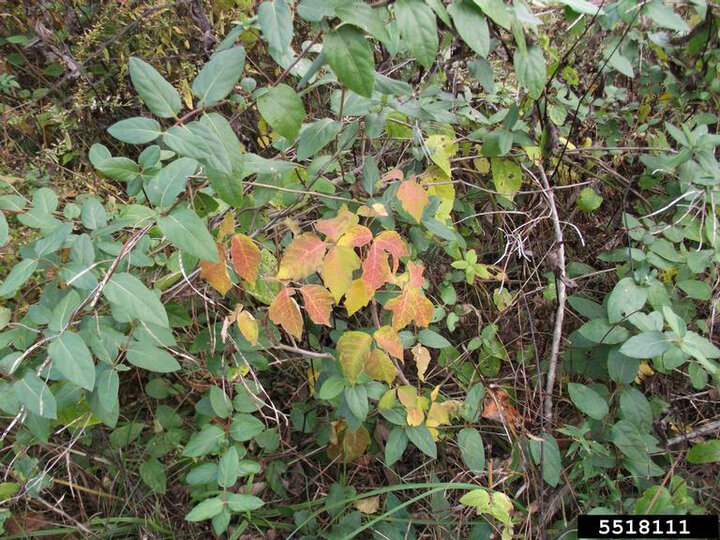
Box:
[577,515,719,539]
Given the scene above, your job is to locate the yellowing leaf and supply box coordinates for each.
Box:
[374,231,409,272]
[337,331,372,384]
[365,349,397,385]
[407,407,424,426]
[315,205,358,242]
[300,284,334,326]
[397,178,429,222]
[338,224,373,248]
[218,212,235,240]
[236,310,259,345]
[423,165,455,223]
[384,288,434,330]
[322,245,360,303]
[199,243,232,296]
[397,386,417,408]
[378,388,396,409]
[355,496,380,515]
[327,425,371,461]
[491,158,522,200]
[424,134,456,177]
[412,343,431,382]
[268,289,303,339]
[361,243,392,293]
[344,278,372,316]
[276,233,327,280]
[426,401,451,440]
[231,234,261,283]
[374,326,404,362]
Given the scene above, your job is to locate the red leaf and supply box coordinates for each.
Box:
[300,284,334,326]
[361,242,392,293]
[315,205,358,243]
[230,234,261,283]
[375,230,409,272]
[269,289,304,339]
[384,288,433,330]
[276,233,327,280]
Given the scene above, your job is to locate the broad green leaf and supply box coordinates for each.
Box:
[577,318,629,345]
[140,457,167,494]
[418,329,451,349]
[96,368,119,413]
[558,0,604,15]
[227,493,264,512]
[256,84,306,140]
[473,0,512,29]
[567,383,608,420]
[126,342,181,373]
[209,385,233,418]
[529,433,561,486]
[258,0,293,53]
[577,187,603,211]
[405,425,437,458]
[217,446,240,488]
[607,347,640,385]
[514,45,545,99]
[81,198,107,229]
[163,122,231,174]
[385,427,408,466]
[129,57,182,118]
[95,156,139,182]
[192,46,246,106]
[677,279,711,301]
[48,331,95,391]
[0,259,38,299]
[374,73,412,96]
[230,413,265,441]
[344,384,369,420]
[395,0,439,68]
[325,28,377,92]
[108,117,163,144]
[297,119,342,160]
[158,207,219,262]
[183,424,226,457]
[607,52,634,78]
[336,2,391,44]
[187,463,218,485]
[13,372,56,419]
[109,422,145,448]
[447,0,489,58]
[337,331,373,384]
[318,375,346,400]
[491,158,522,199]
[687,440,720,463]
[186,497,224,521]
[146,157,199,208]
[619,387,652,431]
[607,277,647,324]
[619,331,670,358]
[458,428,485,474]
[103,273,169,327]
[646,1,689,32]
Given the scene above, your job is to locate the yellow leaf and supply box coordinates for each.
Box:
[407,407,424,426]
[374,326,404,362]
[300,284,334,326]
[412,344,431,382]
[231,234,262,284]
[268,289,303,339]
[365,349,397,385]
[378,388,396,410]
[355,496,380,514]
[236,310,258,345]
[276,233,327,280]
[344,278,371,316]
[322,245,360,303]
[199,243,232,296]
[337,331,372,385]
[422,165,455,224]
[218,212,235,240]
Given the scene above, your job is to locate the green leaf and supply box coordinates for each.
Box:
[344,385,369,421]
[192,46,246,106]
[646,1,689,32]
[457,428,485,474]
[491,158,522,199]
[95,156,139,182]
[183,424,227,457]
[13,372,56,419]
[577,187,603,212]
[96,368,119,413]
[607,347,640,385]
[619,387,652,431]
[48,331,95,391]
[335,2,391,44]
[158,207,219,262]
[529,433,561,486]
[567,383,609,420]
[607,277,647,324]
[418,329,451,349]
[472,0,511,29]
[109,422,145,448]
[0,213,10,246]
[447,0,489,58]
[686,440,720,464]
[107,117,163,144]
[558,0,604,15]
[385,427,408,466]
[405,425,437,459]
[186,497,224,521]
[514,44,545,99]
[146,158,199,208]
[297,119,343,160]
[227,493,264,512]
[128,57,182,118]
[103,273,169,328]
[209,386,233,418]
[187,463,218,485]
[318,375,345,400]
[577,318,629,345]
[140,457,167,494]
[395,0,439,68]
[619,331,670,359]
[126,342,180,373]
[256,84,306,140]
[217,446,240,488]
[230,413,265,441]
[677,279,711,301]
[324,25,376,98]
[0,259,38,299]
[607,52,634,78]
[163,122,231,174]
[258,0,293,53]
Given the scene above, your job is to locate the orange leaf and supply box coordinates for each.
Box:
[365,349,397,385]
[361,243,392,293]
[338,224,373,248]
[199,243,232,296]
[374,326,404,362]
[411,344,431,382]
[397,178,429,222]
[231,234,261,283]
[375,231,409,272]
[315,205,358,243]
[382,169,404,183]
[406,261,426,288]
[321,245,360,303]
[384,288,434,330]
[344,278,371,316]
[236,310,259,345]
[300,284,334,326]
[268,289,304,339]
[481,388,521,425]
[276,233,327,280]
